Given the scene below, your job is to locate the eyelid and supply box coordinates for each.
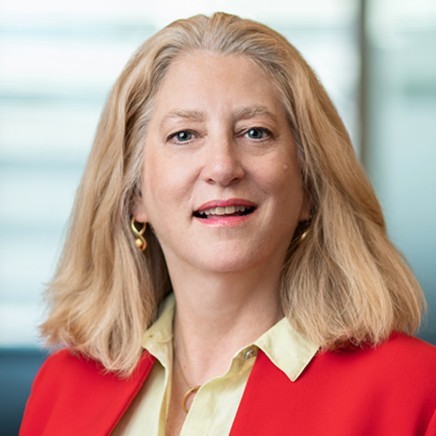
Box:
[239,126,274,140]
[166,129,197,143]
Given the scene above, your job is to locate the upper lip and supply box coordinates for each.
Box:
[194,198,257,212]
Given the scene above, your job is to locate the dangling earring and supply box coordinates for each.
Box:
[131,217,147,251]
[298,228,310,243]
[293,216,313,245]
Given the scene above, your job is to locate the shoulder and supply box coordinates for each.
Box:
[317,333,435,376]
[378,333,435,369]
[371,332,435,359]
[34,348,103,381]
[235,335,435,434]
[315,333,435,398]
[20,349,156,435]
[324,333,434,372]
[30,348,156,395]
[28,349,112,398]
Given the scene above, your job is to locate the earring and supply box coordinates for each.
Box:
[294,217,312,245]
[298,228,310,242]
[131,217,147,251]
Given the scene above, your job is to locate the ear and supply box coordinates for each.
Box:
[298,192,312,222]
[132,192,148,223]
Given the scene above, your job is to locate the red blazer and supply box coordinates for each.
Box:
[20,333,436,435]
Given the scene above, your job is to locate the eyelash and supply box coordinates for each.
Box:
[167,130,196,144]
[241,127,273,141]
[166,126,273,145]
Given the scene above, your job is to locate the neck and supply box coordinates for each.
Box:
[170,265,283,385]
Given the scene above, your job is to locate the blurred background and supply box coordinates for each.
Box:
[0,0,435,433]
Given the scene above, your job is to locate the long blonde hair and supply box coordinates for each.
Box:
[41,12,425,375]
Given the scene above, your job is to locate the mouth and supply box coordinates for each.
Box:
[193,205,256,219]
[193,200,257,220]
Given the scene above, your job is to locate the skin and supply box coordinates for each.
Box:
[134,50,309,434]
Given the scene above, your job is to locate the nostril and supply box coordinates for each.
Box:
[204,164,245,186]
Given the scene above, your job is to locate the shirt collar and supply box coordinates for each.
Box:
[141,295,174,367]
[141,293,318,382]
[254,317,318,381]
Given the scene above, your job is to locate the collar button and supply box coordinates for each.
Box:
[244,347,258,360]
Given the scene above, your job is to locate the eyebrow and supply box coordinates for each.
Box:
[160,110,205,127]
[160,105,277,128]
[233,105,277,121]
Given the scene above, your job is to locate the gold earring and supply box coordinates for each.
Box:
[298,228,309,242]
[131,217,147,251]
[294,217,312,245]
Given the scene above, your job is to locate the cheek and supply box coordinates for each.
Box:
[143,157,192,214]
[266,163,306,220]
[259,154,302,193]
[144,149,173,194]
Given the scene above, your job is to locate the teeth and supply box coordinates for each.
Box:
[202,205,248,216]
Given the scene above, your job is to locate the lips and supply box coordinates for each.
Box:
[193,199,257,219]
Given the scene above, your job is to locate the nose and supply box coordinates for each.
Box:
[201,136,245,186]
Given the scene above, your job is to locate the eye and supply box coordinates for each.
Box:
[168,130,194,143]
[245,127,272,140]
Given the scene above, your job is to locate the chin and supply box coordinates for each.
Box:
[191,250,272,275]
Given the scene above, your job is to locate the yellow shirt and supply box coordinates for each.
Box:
[114,295,318,435]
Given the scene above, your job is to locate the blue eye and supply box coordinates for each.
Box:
[246,127,270,140]
[169,130,193,143]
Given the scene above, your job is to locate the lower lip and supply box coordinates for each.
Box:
[194,213,254,227]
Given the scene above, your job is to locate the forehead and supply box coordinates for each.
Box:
[150,50,287,117]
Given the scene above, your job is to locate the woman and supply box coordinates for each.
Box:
[20,12,435,435]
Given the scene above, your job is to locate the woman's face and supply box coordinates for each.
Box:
[135,51,309,275]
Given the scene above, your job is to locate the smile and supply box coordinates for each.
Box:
[194,205,255,218]
[193,200,257,220]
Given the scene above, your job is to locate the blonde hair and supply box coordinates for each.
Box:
[41,12,425,375]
